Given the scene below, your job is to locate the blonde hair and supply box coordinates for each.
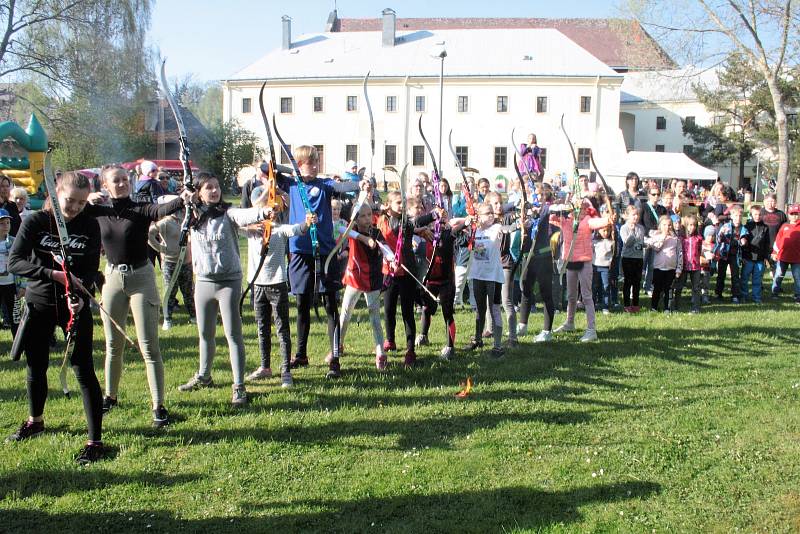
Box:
[681,215,699,235]
[625,204,639,218]
[331,199,342,210]
[658,214,674,235]
[294,145,318,165]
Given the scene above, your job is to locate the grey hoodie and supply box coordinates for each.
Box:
[190,205,266,282]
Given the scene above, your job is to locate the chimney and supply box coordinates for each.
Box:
[282,15,292,50]
[382,8,396,47]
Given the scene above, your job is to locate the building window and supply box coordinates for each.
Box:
[496,96,508,113]
[386,96,397,112]
[684,116,696,127]
[313,97,324,113]
[412,145,425,167]
[656,116,666,130]
[347,95,358,111]
[415,96,426,112]
[580,96,591,113]
[655,144,665,152]
[536,96,548,113]
[241,98,252,114]
[683,144,693,155]
[494,147,507,168]
[314,145,325,173]
[385,144,397,166]
[458,96,469,113]
[280,97,293,114]
[577,148,591,169]
[455,146,469,167]
[280,144,291,165]
[345,144,358,163]
[539,148,547,170]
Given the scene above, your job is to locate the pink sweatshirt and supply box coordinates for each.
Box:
[560,214,611,262]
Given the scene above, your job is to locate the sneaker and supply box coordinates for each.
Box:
[231,385,248,406]
[403,349,416,368]
[534,330,552,343]
[516,323,528,337]
[415,334,429,347]
[375,352,388,371]
[691,308,700,314]
[101,396,118,414]
[731,297,740,304]
[162,319,172,331]
[246,367,272,381]
[466,337,484,351]
[382,340,396,352]
[326,359,342,379]
[75,442,105,465]
[663,309,671,315]
[289,355,309,369]
[6,420,44,442]
[490,347,505,359]
[553,322,575,333]
[602,309,610,315]
[631,306,641,312]
[281,372,294,388]
[439,346,454,361]
[324,347,344,364]
[580,329,598,342]
[623,306,633,313]
[178,375,213,392]
[152,405,169,428]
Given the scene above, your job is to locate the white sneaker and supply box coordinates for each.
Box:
[580,329,597,342]
[162,319,172,331]
[516,323,528,337]
[553,322,575,333]
[602,309,610,316]
[534,330,552,343]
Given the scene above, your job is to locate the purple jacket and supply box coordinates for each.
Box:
[518,144,542,177]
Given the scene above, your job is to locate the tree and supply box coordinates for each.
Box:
[631,0,799,207]
[195,120,261,193]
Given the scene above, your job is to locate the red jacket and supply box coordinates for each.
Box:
[681,234,703,271]
[773,221,800,263]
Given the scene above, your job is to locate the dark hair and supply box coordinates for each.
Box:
[193,172,230,224]
[720,185,736,202]
[0,174,11,186]
[439,178,453,197]
[540,182,554,203]
[58,171,91,191]
[626,172,640,186]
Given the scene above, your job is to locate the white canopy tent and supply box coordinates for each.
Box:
[597,151,718,193]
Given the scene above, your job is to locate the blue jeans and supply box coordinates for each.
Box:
[740,259,765,302]
[772,261,800,299]
[592,265,610,311]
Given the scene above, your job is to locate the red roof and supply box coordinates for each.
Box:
[334,17,675,71]
[120,159,200,172]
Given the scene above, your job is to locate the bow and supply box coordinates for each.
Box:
[418,116,443,284]
[364,71,375,181]
[589,149,617,255]
[42,152,77,397]
[558,113,581,275]
[272,114,321,317]
[239,81,283,315]
[448,130,476,245]
[159,60,196,314]
[382,164,408,291]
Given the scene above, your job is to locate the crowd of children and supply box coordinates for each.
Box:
[3,145,800,465]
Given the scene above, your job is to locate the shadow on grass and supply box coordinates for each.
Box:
[0,480,660,532]
[115,409,593,450]
[0,469,200,499]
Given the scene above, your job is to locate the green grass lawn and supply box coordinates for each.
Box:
[1,269,799,532]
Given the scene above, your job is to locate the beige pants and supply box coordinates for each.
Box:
[102,262,164,408]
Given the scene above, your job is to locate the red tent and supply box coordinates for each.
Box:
[120,159,200,172]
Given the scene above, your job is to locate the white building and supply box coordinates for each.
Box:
[222,11,628,188]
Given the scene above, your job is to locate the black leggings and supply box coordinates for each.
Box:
[519,255,555,331]
[296,289,340,359]
[384,275,417,350]
[651,269,675,311]
[420,279,456,347]
[254,283,291,372]
[622,258,643,307]
[23,301,102,442]
[0,283,17,336]
[472,279,502,348]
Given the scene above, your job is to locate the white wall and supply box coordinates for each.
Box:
[223,75,624,185]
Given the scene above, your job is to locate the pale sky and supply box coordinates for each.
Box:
[150,0,623,82]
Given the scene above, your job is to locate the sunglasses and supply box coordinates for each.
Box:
[649,192,660,196]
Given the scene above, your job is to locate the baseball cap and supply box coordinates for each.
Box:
[788,203,800,215]
[0,208,10,220]
[345,160,357,171]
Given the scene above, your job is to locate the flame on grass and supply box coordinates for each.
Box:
[455,376,473,398]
